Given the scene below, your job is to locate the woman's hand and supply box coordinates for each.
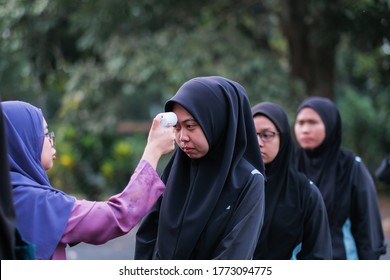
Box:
[141,116,176,169]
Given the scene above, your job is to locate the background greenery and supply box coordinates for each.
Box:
[1,0,389,198]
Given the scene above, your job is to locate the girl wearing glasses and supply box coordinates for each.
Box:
[2,100,175,260]
[294,97,386,259]
[251,101,332,259]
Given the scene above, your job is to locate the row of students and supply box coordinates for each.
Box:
[251,99,385,259]
[0,76,386,259]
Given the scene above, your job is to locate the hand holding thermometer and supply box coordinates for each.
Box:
[156,112,177,127]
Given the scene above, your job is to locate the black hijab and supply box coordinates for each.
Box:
[252,102,293,179]
[156,76,264,259]
[0,99,16,259]
[252,102,312,259]
[295,97,354,221]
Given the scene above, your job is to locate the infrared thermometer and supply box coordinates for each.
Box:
[156,112,177,127]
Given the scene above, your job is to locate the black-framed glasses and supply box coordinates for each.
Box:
[256,131,279,142]
[45,131,55,147]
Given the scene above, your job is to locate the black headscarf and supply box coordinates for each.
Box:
[295,97,354,221]
[252,102,293,179]
[251,102,329,259]
[0,99,16,259]
[154,76,265,259]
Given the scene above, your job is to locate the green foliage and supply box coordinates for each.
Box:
[338,88,381,162]
[338,87,390,192]
[1,0,390,197]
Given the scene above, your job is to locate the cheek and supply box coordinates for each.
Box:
[271,142,280,160]
[314,126,326,143]
[195,135,209,154]
[294,124,300,136]
[41,140,52,165]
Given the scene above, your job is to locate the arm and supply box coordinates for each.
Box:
[60,160,164,245]
[299,181,333,260]
[212,172,265,260]
[350,158,387,259]
[60,117,175,245]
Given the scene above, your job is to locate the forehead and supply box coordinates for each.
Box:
[296,107,322,121]
[42,117,48,128]
[172,103,195,120]
[253,115,276,129]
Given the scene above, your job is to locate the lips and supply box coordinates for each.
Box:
[182,147,193,153]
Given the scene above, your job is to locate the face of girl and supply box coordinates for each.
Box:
[294,107,326,150]
[172,104,209,159]
[41,117,56,170]
[253,115,280,164]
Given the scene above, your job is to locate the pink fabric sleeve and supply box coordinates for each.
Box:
[60,160,165,245]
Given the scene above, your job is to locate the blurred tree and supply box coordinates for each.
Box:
[1,0,389,197]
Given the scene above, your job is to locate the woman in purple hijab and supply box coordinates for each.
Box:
[2,100,175,260]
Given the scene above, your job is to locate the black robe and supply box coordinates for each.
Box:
[295,97,386,259]
[135,76,265,259]
[251,102,332,260]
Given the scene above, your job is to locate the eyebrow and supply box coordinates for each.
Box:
[182,118,196,123]
[259,127,274,132]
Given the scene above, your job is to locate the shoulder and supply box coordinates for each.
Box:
[234,160,265,199]
[339,149,357,164]
[293,170,324,204]
[345,154,377,193]
[349,154,371,175]
[290,169,315,192]
[237,158,265,181]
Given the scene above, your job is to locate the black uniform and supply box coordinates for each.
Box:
[135,76,265,259]
[295,97,386,259]
[252,102,332,260]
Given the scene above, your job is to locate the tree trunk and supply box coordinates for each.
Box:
[279,0,338,100]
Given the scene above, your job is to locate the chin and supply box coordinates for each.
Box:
[44,163,54,171]
[299,142,313,149]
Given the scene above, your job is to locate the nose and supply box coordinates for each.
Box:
[301,123,310,134]
[179,129,189,142]
[256,134,264,147]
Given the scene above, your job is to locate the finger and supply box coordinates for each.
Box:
[151,116,162,129]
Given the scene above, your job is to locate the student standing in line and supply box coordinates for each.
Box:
[251,101,332,260]
[2,100,176,260]
[135,76,265,259]
[294,96,386,259]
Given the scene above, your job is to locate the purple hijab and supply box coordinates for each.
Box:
[2,101,75,259]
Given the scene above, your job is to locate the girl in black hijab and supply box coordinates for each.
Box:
[135,76,265,259]
[251,102,332,259]
[294,96,386,259]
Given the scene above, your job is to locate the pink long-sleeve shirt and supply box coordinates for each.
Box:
[51,160,165,259]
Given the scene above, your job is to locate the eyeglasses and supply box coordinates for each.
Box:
[45,131,55,147]
[256,131,279,142]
